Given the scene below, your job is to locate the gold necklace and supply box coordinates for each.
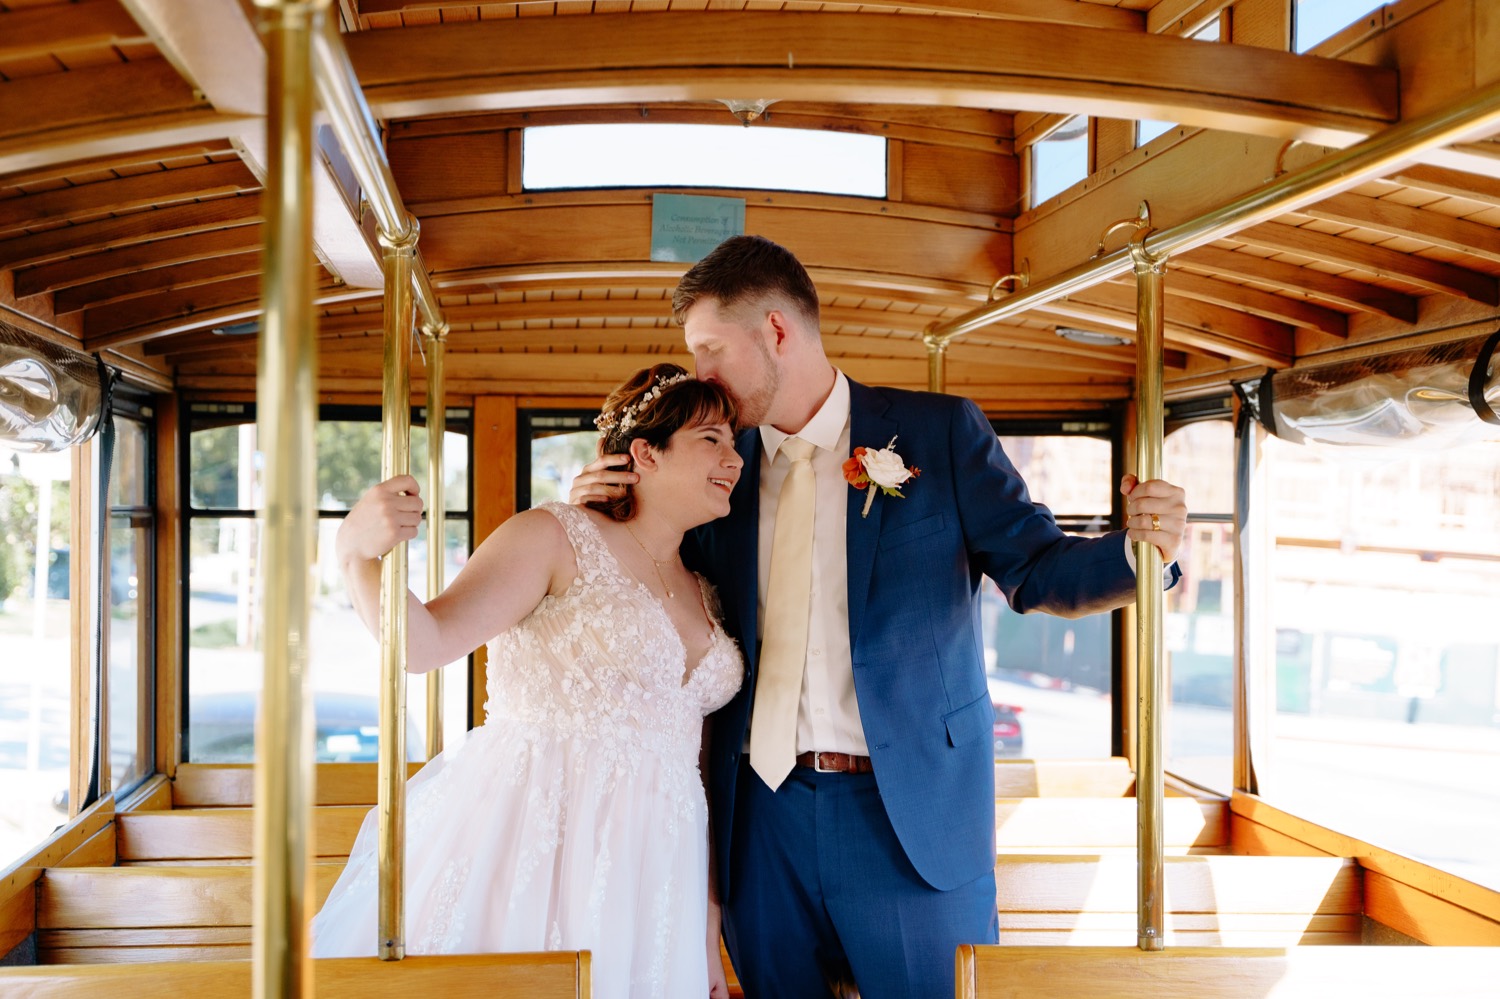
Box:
[624,522,679,599]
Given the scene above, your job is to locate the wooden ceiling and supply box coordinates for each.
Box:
[1,0,1498,412]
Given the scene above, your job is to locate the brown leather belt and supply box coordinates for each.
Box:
[795,751,874,774]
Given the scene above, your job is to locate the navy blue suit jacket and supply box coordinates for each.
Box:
[689,379,1143,897]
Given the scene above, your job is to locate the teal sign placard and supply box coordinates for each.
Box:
[650,194,745,263]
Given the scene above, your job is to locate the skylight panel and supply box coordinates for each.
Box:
[1031,116,1088,207]
[1295,0,1385,53]
[522,124,887,198]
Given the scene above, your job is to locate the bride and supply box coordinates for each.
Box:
[312,363,745,999]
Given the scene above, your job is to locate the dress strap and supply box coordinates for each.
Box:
[538,501,615,586]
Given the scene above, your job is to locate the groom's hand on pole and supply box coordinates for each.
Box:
[567,453,638,506]
[1120,474,1188,564]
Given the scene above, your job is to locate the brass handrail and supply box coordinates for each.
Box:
[250,2,324,996]
[927,75,1500,342]
[425,327,448,760]
[377,222,419,960]
[1128,227,1168,952]
[310,18,443,334]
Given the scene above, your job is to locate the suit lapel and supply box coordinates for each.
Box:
[845,380,897,650]
[723,428,763,667]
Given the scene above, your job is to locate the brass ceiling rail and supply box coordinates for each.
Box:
[929,75,1500,345]
[311,16,442,334]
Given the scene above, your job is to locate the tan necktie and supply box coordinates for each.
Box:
[750,437,818,790]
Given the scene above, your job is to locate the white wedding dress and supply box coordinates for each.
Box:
[312,502,743,997]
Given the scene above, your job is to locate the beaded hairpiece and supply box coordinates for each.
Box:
[594,371,692,439]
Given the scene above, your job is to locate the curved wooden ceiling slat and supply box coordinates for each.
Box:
[355,0,1147,31]
[0,0,149,63]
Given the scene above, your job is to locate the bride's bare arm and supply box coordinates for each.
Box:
[337,475,575,672]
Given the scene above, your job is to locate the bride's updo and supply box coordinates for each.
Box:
[588,362,738,522]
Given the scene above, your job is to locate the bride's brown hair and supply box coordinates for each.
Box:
[588,362,738,522]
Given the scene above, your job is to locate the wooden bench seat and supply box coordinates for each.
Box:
[956,944,1500,998]
[993,855,1362,946]
[36,865,343,963]
[995,797,1227,853]
[0,953,590,997]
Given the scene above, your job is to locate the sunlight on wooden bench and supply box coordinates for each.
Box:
[956,944,1500,999]
[0,953,590,998]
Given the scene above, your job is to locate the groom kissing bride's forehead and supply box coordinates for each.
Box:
[661,234,1188,999]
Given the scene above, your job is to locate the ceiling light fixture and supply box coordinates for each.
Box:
[717,99,778,126]
[1055,326,1129,347]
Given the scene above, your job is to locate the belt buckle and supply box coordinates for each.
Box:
[812,752,836,773]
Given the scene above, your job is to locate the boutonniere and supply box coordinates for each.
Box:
[842,436,921,518]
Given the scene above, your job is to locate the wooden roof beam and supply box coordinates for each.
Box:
[0,0,150,62]
[0,193,261,273]
[14,225,265,297]
[0,62,195,142]
[1034,296,1292,368]
[1068,283,1295,366]
[347,14,1397,146]
[356,0,1145,30]
[56,251,264,317]
[1386,164,1500,208]
[1233,221,1499,304]
[0,196,262,272]
[1175,245,1419,323]
[1107,272,1347,337]
[0,160,259,238]
[1299,192,1500,265]
[82,276,373,351]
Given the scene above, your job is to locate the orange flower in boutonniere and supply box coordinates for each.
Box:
[842,436,920,518]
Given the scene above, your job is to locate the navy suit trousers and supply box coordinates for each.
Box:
[723,761,999,999]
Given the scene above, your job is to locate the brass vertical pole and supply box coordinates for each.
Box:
[1129,228,1167,952]
[424,327,448,760]
[923,332,950,393]
[377,218,419,961]
[250,2,323,996]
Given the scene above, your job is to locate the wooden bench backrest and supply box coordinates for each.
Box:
[993,758,1136,797]
[116,797,1229,865]
[0,953,590,998]
[995,798,1226,852]
[116,808,367,862]
[956,944,1500,999]
[172,764,423,807]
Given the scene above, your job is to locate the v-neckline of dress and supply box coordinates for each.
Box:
[578,509,722,688]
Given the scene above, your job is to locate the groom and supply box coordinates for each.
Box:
[574,235,1187,997]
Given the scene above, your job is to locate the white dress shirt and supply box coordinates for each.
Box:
[751,370,1156,757]
[756,371,868,755]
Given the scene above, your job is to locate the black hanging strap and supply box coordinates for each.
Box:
[84,358,117,807]
[1468,328,1500,427]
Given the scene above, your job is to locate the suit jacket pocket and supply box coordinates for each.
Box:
[943,691,993,748]
[877,512,946,552]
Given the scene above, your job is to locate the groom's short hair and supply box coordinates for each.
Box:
[672,234,820,333]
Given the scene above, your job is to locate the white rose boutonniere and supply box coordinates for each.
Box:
[842,436,921,518]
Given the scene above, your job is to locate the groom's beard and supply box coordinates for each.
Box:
[729,338,780,431]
